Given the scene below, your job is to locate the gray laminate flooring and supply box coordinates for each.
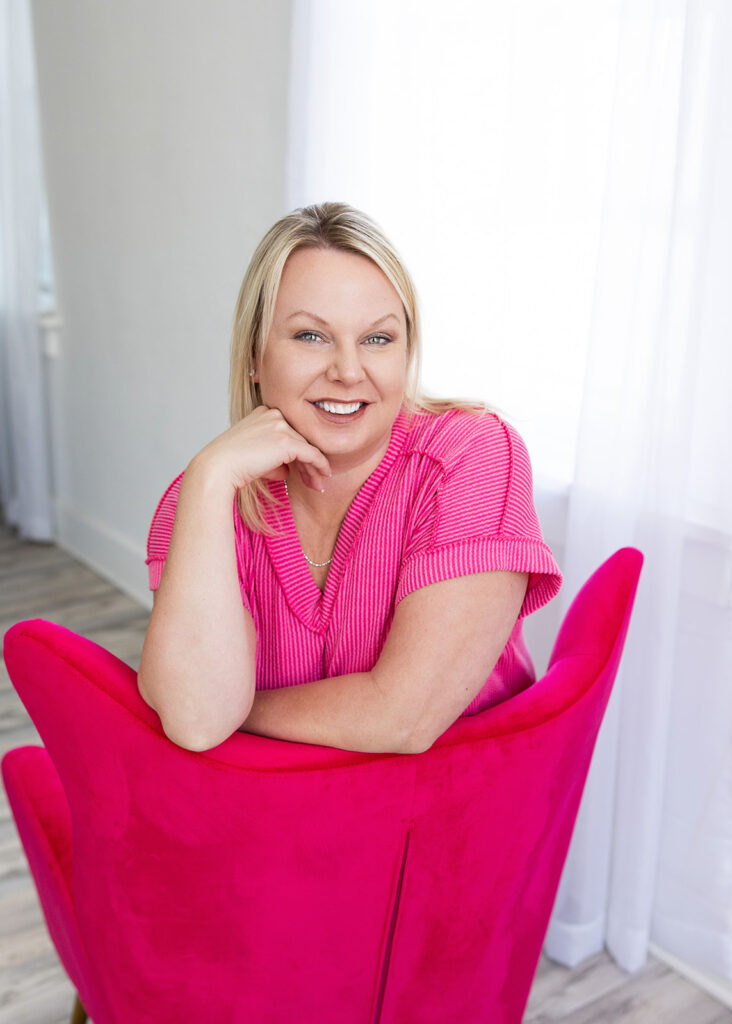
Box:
[0,515,730,1023]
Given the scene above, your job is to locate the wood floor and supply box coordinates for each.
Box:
[1,516,730,1023]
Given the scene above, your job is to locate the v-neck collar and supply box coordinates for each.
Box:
[262,407,410,631]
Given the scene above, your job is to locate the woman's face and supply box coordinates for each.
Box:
[256,246,409,472]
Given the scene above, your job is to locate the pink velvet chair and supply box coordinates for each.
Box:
[2,547,642,1024]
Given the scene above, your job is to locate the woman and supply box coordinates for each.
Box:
[137,202,561,754]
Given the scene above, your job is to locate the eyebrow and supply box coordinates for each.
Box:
[285,310,401,329]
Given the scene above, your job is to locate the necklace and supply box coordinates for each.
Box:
[283,480,334,567]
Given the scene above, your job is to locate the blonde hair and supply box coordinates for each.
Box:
[229,201,487,533]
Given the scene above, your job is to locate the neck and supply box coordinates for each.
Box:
[285,459,374,522]
[285,431,394,518]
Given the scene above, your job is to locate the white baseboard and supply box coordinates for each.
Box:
[649,942,732,1011]
[54,497,153,611]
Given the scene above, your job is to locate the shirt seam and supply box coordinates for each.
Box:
[400,533,557,564]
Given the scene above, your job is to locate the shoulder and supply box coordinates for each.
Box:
[396,408,538,542]
[393,406,560,614]
[402,407,526,474]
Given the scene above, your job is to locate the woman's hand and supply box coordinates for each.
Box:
[191,405,331,493]
[138,406,330,750]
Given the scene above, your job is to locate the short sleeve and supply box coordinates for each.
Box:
[144,472,254,614]
[396,414,562,617]
[145,472,185,591]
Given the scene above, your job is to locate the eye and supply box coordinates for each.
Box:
[295,331,324,344]
[363,334,393,346]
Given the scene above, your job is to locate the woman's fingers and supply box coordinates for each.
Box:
[287,458,327,493]
[264,464,322,491]
[191,404,333,492]
[301,464,328,492]
[302,440,331,481]
[291,436,331,487]
[260,442,330,492]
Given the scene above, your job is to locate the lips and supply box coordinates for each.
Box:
[310,400,369,424]
[312,400,367,415]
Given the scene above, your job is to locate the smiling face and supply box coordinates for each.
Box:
[255,246,409,473]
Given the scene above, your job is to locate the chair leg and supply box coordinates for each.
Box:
[70,993,88,1024]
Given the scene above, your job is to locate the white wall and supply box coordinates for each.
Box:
[31,0,293,606]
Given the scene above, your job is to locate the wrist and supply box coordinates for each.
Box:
[184,452,241,498]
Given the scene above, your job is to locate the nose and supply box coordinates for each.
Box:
[325,342,366,385]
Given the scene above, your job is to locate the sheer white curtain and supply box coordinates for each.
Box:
[0,0,53,539]
[547,0,732,976]
[288,0,732,980]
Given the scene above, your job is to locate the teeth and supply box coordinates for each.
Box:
[314,401,364,415]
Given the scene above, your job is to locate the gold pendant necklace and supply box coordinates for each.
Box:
[284,480,334,567]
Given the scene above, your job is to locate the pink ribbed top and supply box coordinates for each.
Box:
[146,407,562,717]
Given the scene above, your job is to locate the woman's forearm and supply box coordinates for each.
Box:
[238,672,416,754]
[137,456,256,750]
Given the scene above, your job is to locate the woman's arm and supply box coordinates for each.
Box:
[137,406,331,751]
[137,457,257,750]
[239,570,529,754]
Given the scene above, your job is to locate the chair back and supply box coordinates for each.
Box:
[2,547,642,1024]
